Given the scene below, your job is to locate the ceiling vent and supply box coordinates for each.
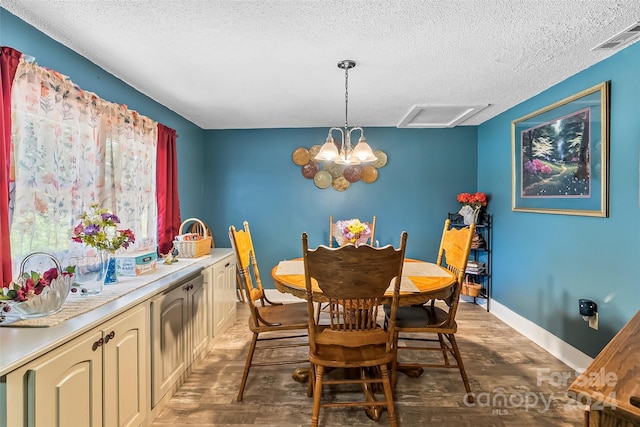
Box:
[397,104,488,128]
[592,21,640,51]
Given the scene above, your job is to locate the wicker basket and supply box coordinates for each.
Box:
[461,275,482,297]
[173,218,213,258]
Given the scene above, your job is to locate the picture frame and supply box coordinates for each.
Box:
[511,81,610,217]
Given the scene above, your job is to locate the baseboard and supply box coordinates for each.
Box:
[265,289,594,372]
[487,298,593,372]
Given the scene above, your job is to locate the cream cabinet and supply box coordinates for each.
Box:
[4,305,147,427]
[206,253,237,337]
[150,272,207,407]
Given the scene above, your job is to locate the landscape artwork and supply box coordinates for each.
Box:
[520,108,590,198]
[511,81,609,217]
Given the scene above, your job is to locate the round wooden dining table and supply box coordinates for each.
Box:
[271,258,456,306]
[271,257,456,421]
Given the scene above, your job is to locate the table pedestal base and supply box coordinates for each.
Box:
[292,367,309,383]
[396,365,424,378]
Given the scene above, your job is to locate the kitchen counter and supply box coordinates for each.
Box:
[0,248,233,376]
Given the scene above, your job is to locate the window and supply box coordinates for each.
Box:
[9,60,157,269]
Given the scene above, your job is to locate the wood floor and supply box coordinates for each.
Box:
[150,300,585,426]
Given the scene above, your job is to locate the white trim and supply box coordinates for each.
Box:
[264,290,594,371]
[488,299,593,372]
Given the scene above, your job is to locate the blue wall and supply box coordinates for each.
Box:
[478,41,640,357]
[202,127,478,278]
[0,8,207,218]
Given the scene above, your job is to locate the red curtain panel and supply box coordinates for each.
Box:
[156,123,181,255]
[0,46,22,287]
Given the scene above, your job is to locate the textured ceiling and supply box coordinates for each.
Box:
[2,0,639,129]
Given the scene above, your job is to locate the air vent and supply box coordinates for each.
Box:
[592,22,640,51]
[397,104,488,128]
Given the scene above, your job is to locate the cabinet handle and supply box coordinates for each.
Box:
[184,284,194,291]
[92,338,104,351]
[225,262,230,267]
[104,331,115,344]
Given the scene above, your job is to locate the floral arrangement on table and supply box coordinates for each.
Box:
[333,218,372,246]
[71,203,135,252]
[456,192,488,209]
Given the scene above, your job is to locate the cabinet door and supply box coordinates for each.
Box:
[224,258,237,322]
[103,305,148,427]
[202,265,215,339]
[212,261,227,336]
[151,285,187,407]
[26,330,104,427]
[188,274,208,363]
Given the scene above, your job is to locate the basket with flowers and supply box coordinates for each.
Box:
[333,218,373,246]
[0,252,75,321]
[456,192,488,225]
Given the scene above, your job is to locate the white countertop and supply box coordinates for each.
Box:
[0,248,233,376]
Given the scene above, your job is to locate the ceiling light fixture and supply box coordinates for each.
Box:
[314,60,377,165]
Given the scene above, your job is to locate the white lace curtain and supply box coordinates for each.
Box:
[9,59,158,264]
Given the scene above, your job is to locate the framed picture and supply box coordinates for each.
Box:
[511,81,610,217]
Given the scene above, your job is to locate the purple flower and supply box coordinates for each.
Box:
[84,224,100,235]
[101,212,120,223]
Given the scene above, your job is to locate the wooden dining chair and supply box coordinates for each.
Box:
[389,219,475,401]
[189,219,247,302]
[229,221,309,401]
[328,215,377,247]
[302,231,408,427]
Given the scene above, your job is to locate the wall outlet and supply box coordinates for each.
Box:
[589,312,599,330]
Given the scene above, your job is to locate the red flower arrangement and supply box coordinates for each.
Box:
[2,266,75,303]
[457,192,488,209]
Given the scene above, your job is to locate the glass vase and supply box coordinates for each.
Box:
[71,251,109,295]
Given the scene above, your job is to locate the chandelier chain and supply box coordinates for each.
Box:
[344,64,349,129]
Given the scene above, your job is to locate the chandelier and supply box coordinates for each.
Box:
[314,60,377,165]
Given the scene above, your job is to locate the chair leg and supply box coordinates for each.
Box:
[391,331,399,390]
[311,365,324,427]
[235,270,246,302]
[438,332,451,366]
[307,364,315,397]
[237,332,258,401]
[448,333,474,402]
[380,364,398,427]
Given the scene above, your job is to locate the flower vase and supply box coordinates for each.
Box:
[459,205,478,225]
[71,251,109,295]
[104,252,118,285]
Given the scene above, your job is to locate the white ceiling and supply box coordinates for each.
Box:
[2,0,639,130]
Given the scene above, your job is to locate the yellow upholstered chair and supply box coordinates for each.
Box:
[390,219,475,400]
[229,221,309,401]
[302,231,407,427]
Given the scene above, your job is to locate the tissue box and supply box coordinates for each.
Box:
[116,251,157,276]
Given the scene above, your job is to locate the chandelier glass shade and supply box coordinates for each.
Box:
[314,60,377,165]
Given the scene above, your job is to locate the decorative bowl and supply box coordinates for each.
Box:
[11,274,73,318]
[9,252,73,319]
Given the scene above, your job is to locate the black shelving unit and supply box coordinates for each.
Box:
[448,212,491,311]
